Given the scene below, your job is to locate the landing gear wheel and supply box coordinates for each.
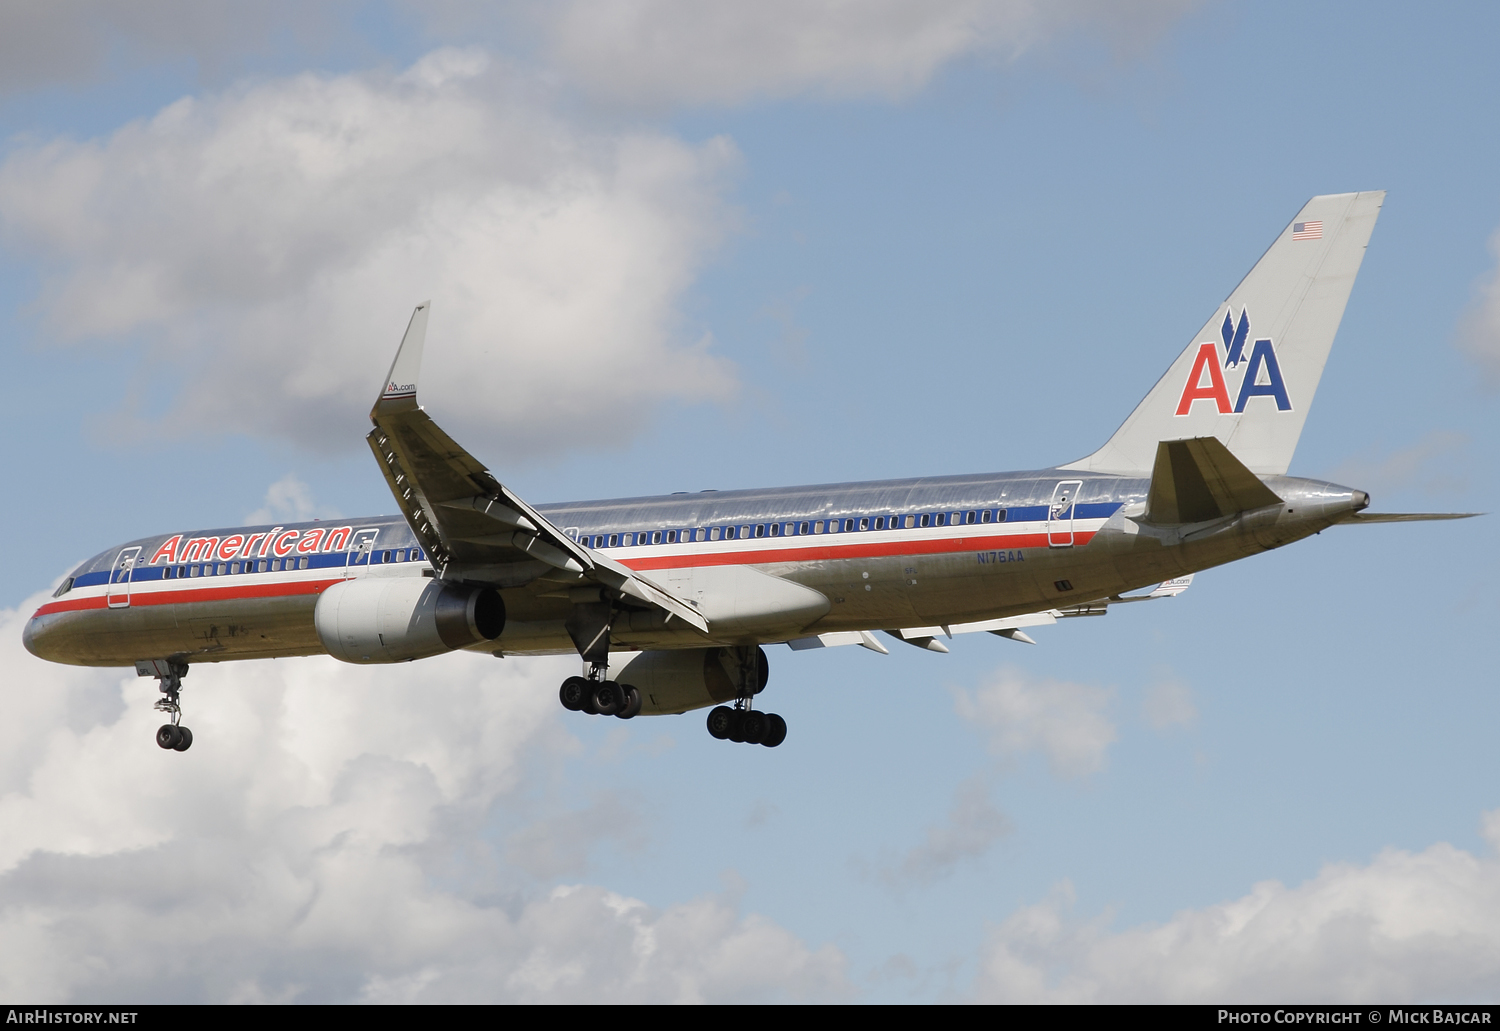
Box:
[761,713,787,748]
[172,727,193,752]
[559,676,589,712]
[726,710,747,743]
[706,705,734,740]
[615,685,641,720]
[592,680,622,717]
[156,724,181,750]
[740,710,768,745]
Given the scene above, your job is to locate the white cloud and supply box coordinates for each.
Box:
[244,473,326,524]
[0,594,846,1002]
[954,666,1116,777]
[541,0,1200,107]
[885,776,1010,885]
[0,1,342,97]
[1142,670,1196,731]
[972,813,1500,1002]
[0,49,738,458]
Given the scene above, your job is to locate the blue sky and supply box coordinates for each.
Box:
[2,0,1499,1002]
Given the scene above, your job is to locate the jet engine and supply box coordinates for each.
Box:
[314,576,505,663]
[613,646,768,715]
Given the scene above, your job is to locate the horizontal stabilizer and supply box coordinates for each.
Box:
[1338,512,1481,524]
[1145,437,1281,524]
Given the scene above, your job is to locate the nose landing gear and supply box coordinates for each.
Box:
[137,659,193,752]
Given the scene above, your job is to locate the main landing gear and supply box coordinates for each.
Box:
[706,646,785,748]
[559,667,642,720]
[137,659,193,752]
[706,705,787,748]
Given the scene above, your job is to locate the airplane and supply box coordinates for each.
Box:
[22,191,1476,753]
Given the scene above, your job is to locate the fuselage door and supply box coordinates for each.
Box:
[344,528,380,578]
[106,546,141,609]
[1048,481,1083,548]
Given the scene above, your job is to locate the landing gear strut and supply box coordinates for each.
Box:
[707,646,785,748]
[559,598,641,720]
[137,659,193,752]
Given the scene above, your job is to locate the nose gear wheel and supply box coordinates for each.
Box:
[141,660,194,752]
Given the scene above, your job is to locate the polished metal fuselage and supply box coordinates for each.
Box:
[23,467,1365,667]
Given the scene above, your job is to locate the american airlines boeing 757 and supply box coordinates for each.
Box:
[23,191,1474,752]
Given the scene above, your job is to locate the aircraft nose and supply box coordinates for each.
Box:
[22,615,44,659]
[22,612,61,662]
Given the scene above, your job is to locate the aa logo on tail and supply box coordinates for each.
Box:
[1174,308,1292,416]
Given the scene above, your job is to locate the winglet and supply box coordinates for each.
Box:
[372,301,430,419]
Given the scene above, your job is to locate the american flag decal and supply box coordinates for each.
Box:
[1292,220,1324,241]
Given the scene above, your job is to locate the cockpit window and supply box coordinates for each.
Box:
[52,578,74,598]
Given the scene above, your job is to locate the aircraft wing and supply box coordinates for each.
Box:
[367,303,707,633]
[790,574,1197,652]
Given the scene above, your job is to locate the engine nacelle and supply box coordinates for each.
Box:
[314,576,505,664]
[612,646,768,715]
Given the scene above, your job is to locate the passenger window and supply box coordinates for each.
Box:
[413,549,424,561]
[740,526,751,539]
[768,523,779,537]
[382,550,392,562]
[981,510,992,523]
[997,510,1008,522]
[652,531,663,545]
[873,517,884,530]
[666,530,677,544]
[754,524,765,538]
[966,511,977,524]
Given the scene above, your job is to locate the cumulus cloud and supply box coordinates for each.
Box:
[972,814,1500,1002]
[954,666,1116,777]
[1141,670,1196,731]
[541,0,1200,107]
[0,0,346,97]
[244,473,327,524]
[0,49,738,457]
[0,595,846,1002]
[884,776,1010,885]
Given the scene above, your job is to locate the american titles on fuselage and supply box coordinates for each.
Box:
[1175,307,1292,416]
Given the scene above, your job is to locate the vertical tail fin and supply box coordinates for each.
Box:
[1063,191,1384,476]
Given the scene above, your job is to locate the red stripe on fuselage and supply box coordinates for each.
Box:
[616,529,1093,570]
[31,577,343,618]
